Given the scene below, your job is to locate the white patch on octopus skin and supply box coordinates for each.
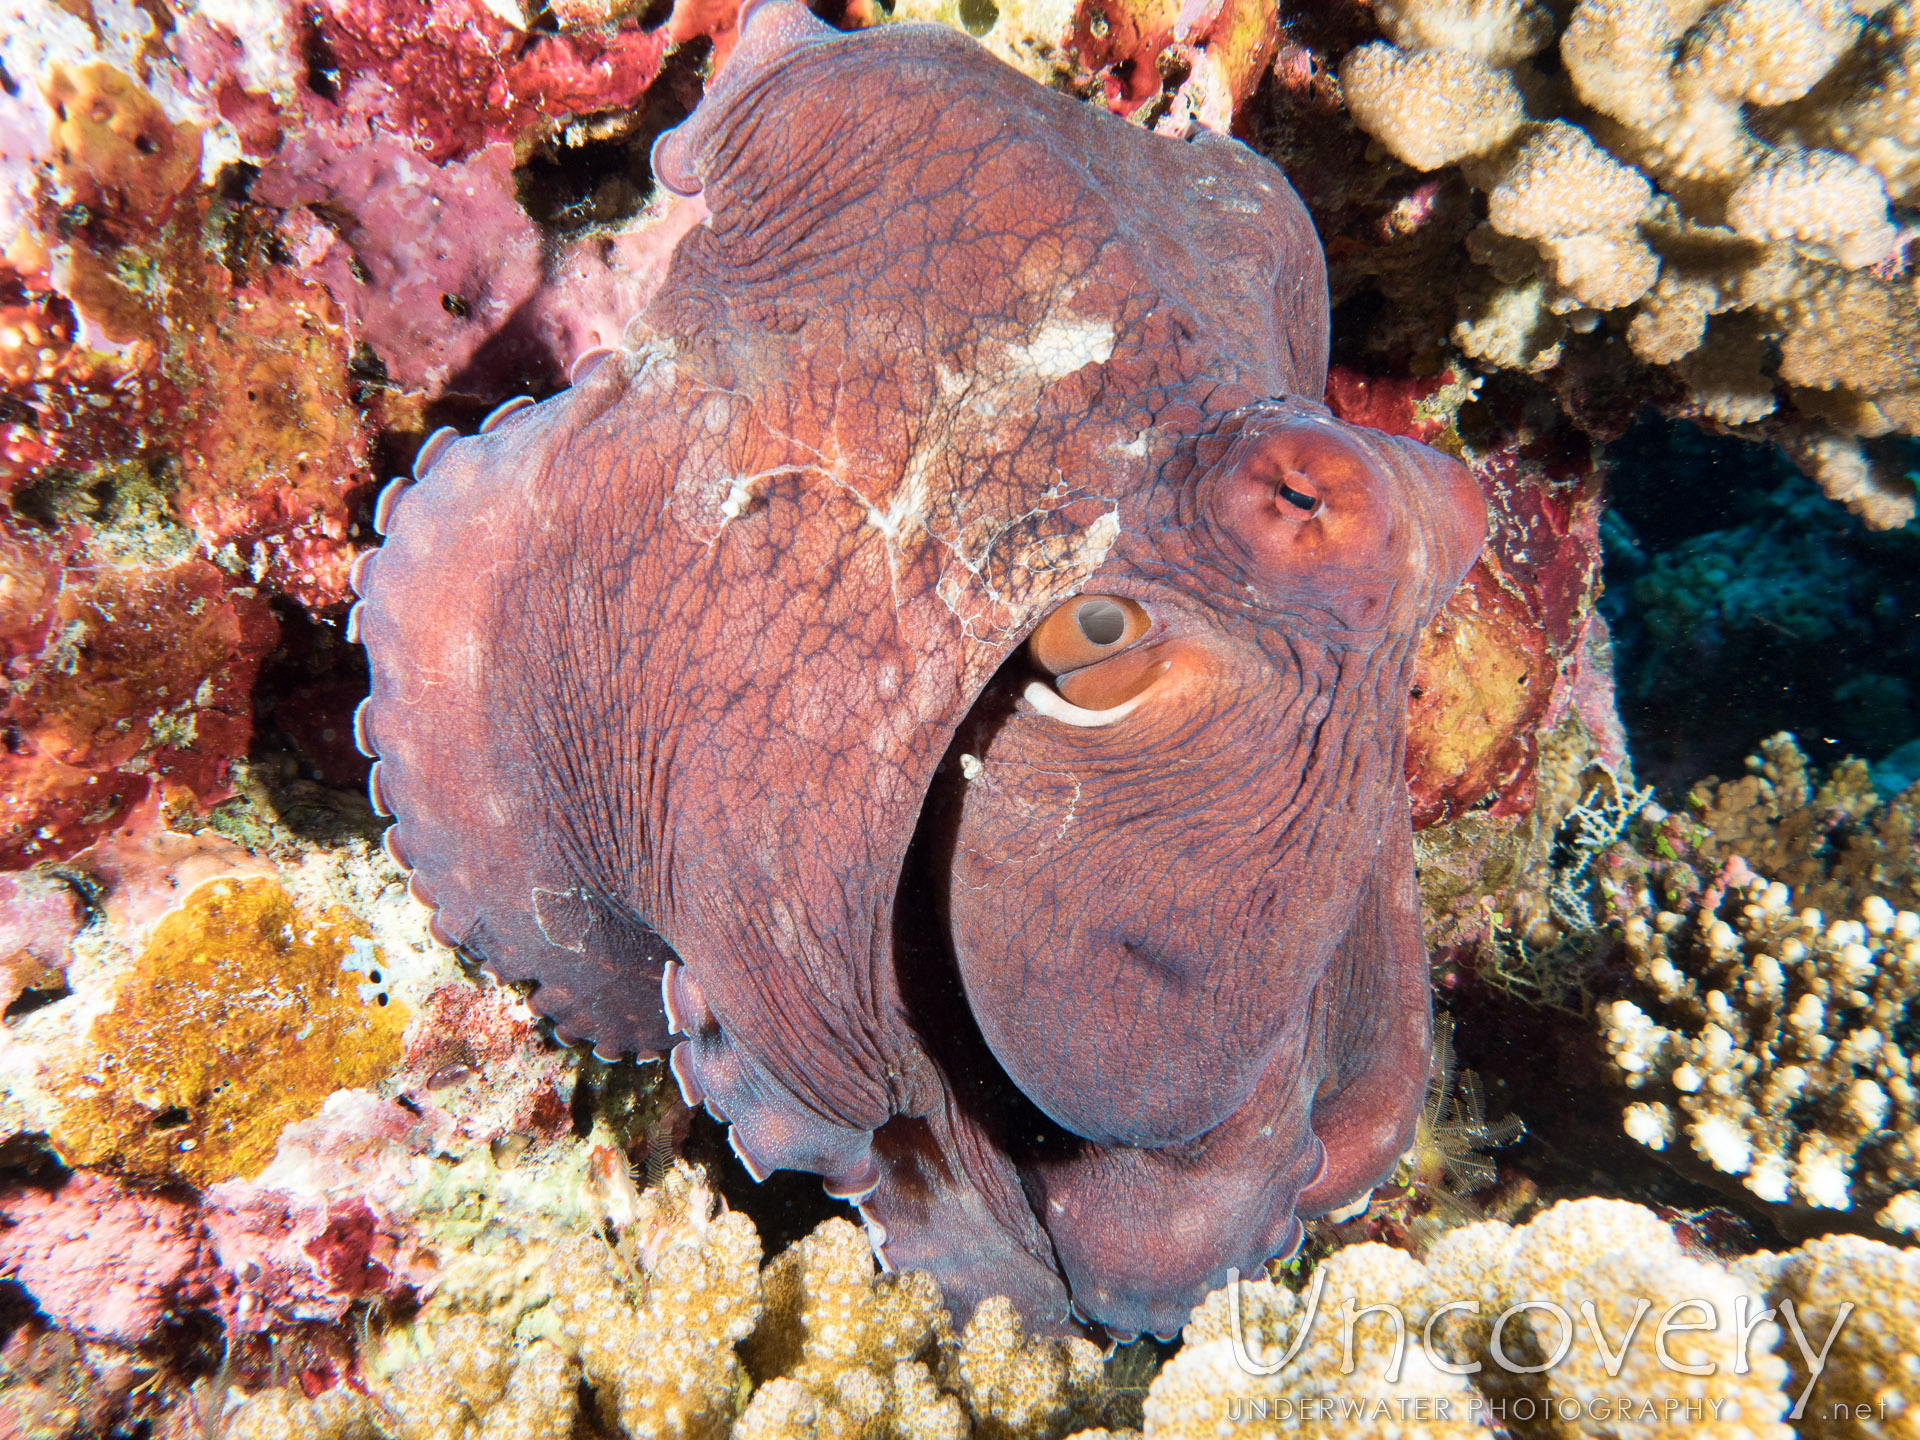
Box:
[1002,315,1116,379]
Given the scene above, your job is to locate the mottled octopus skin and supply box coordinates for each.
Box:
[355,0,1485,1339]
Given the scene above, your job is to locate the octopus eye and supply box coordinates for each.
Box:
[1276,476,1320,514]
[1028,594,1151,676]
[1022,594,1170,722]
[1074,598,1129,645]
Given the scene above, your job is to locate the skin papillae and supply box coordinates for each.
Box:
[354,0,1486,1339]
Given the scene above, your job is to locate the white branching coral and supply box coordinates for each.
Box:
[1371,0,1557,64]
[1337,0,1920,528]
[1145,1243,1490,1440]
[1735,1233,1920,1429]
[1601,862,1920,1221]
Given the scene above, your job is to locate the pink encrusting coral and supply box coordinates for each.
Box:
[309,0,680,164]
[0,1174,213,1345]
[255,138,547,396]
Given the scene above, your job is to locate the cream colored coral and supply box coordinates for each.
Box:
[1778,0,1920,202]
[1338,44,1527,170]
[1738,1234,1920,1439]
[1145,1245,1491,1440]
[1681,0,1862,106]
[1452,276,1567,372]
[220,1315,578,1440]
[1671,314,1778,422]
[1561,1252,1791,1437]
[734,1217,964,1440]
[1602,850,1920,1215]
[219,1387,379,1440]
[1484,123,1654,236]
[547,1163,762,1440]
[1726,149,1897,265]
[954,1296,1107,1440]
[1371,0,1557,64]
[1338,0,1920,526]
[1522,1204,1793,1440]
[1144,1203,1826,1440]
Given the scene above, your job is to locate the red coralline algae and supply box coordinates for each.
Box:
[0,1173,213,1346]
[171,266,374,611]
[202,1092,448,1332]
[43,63,203,244]
[312,0,678,163]
[396,983,576,1146]
[1070,0,1280,130]
[0,264,181,495]
[0,544,278,865]
[14,60,372,611]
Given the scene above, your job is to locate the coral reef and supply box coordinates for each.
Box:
[1333,0,1920,528]
[0,1,1915,1435]
[0,541,280,865]
[886,0,1279,133]
[1738,1232,1920,1432]
[1600,774,1920,1225]
[0,1173,211,1346]
[47,874,407,1186]
[738,1217,963,1440]
[0,0,745,862]
[1139,1197,1918,1439]
[207,1163,1134,1440]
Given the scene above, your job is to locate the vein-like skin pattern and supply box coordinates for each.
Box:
[354,0,1487,1340]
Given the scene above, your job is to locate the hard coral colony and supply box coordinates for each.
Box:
[0,0,1916,1435]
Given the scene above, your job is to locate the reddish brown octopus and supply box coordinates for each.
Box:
[353,0,1486,1338]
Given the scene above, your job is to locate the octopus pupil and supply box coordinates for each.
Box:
[1278,481,1318,513]
[1076,599,1128,646]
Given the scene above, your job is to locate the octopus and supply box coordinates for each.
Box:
[353,0,1487,1339]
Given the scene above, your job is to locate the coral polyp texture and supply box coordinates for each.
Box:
[1338,0,1920,528]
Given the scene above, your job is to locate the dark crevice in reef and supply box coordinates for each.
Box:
[515,37,713,235]
[1600,414,1920,793]
[227,599,383,851]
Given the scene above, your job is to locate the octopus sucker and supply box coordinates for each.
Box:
[366,761,391,818]
[351,696,376,758]
[668,1043,708,1109]
[412,425,461,480]
[379,826,409,870]
[347,548,377,598]
[355,0,1483,1338]
[728,1129,775,1183]
[568,346,616,386]
[479,394,536,433]
[372,477,410,534]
